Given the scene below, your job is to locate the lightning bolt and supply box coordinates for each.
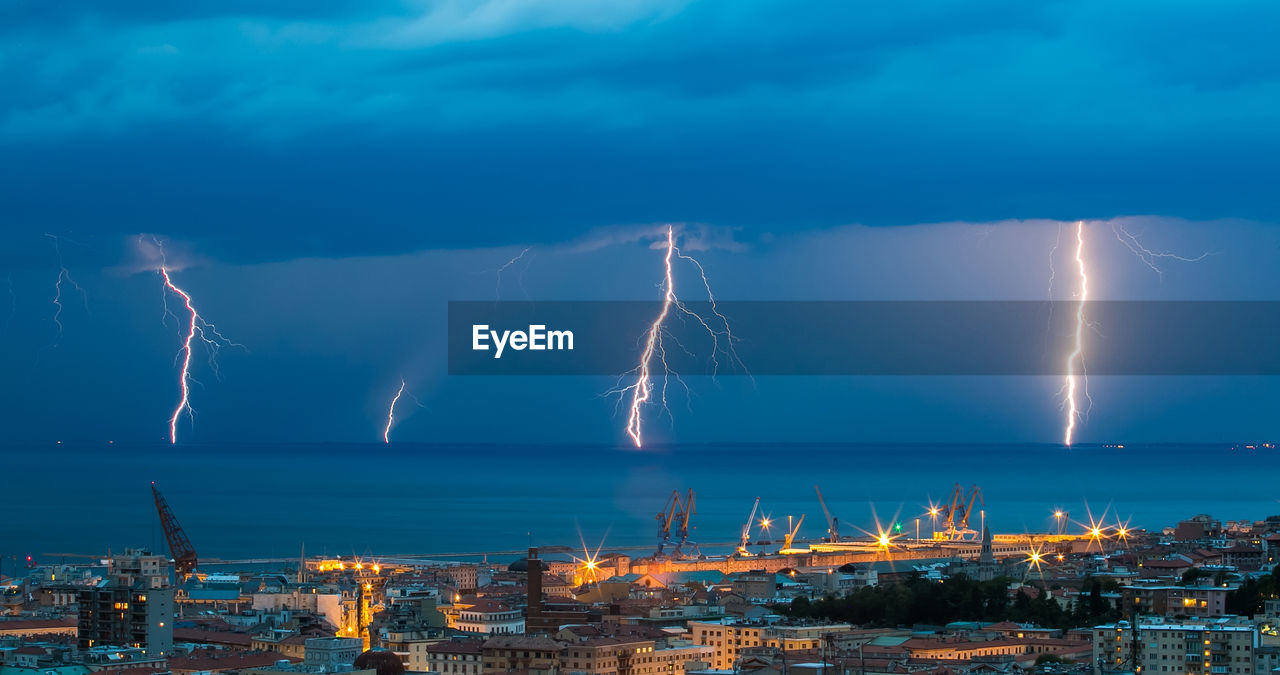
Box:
[1046,224,1061,300]
[44,234,87,347]
[1061,221,1090,447]
[607,225,745,448]
[1112,223,1210,279]
[382,377,424,443]
[1043,223,1064,356]
[159,267,243,444]
[1052,221,1208,446]
[495,247,533,300]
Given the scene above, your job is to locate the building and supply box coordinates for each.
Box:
[424,638,483,675]
[649,640,717,675]
[455,600,523,636]
[80,645,170,673]
[1122,586,1230,619]
[78,583,174,656]
[1091,620,1257,675]
[1256,646,1280,675]
[480,635,565,673]
[0,666,90,675]
[303,638,363,669]
[0,618,78,639]
[252,586,350,637]
[446,567,479,595]
[107,550,170,589]
[76,548,175,657]
[560,636,652,675]
[380,616,453,672]
[169,649,301,674]
[559,636,715,675]
[687,621,852,670]
[425,639,484,675]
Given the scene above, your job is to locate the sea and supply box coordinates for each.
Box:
[2,442,1277,568]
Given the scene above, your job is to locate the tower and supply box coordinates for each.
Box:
[525,547,541,633]
[977,525,996,581]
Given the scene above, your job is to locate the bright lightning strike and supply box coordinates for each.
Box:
[1052,221,1207,446]
[160,267,242,444]
[607,225,745,447]
[1060,221,1091,447]
[382,377,424,443]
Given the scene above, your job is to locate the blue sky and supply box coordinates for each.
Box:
[1,1,1278,444]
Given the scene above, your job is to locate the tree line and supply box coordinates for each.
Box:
[777,573,1121,631]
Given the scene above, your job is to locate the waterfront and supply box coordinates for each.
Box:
[2,442,1275,562]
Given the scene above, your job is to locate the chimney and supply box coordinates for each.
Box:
[526,547,542,629]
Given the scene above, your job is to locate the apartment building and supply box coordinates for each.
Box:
[1092,621,1256,675]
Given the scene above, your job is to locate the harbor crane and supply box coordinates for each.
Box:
[815,485,839,542]
[736,497,761,556]
[152,482,198,577]
[939,483,984,540]
[781,514,805,552]
[655,489,699,558]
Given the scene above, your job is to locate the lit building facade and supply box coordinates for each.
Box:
[1091,621,1256,675]
[688,621,850,670]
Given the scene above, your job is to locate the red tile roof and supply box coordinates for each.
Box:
[0,618,77,632]
[428,639,484,655]
[113,668,167,675]
[169,649,298,673]
[173,628,254,647]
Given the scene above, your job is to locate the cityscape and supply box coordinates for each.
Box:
[2,483,1279,675]
[4,2,1280,675]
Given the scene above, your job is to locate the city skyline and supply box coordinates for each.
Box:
[3,5,1280,675]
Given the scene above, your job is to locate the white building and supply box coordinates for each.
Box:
[455,600,523,636]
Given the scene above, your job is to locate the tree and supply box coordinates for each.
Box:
[1226,570,1279,617]
[778,574,1106,631]
[1181,568,1209,585]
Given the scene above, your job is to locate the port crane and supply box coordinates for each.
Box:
[655,489,699,558]
[939,483,984,541]
[815,485,839,542]
[736,497,761,556]
[781,514,805,552]
[152,482,199,577]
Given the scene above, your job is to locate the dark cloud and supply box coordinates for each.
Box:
[1,0,1277,265]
